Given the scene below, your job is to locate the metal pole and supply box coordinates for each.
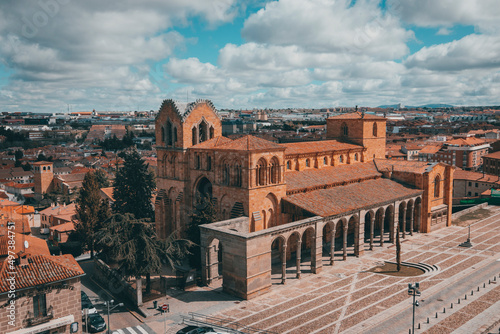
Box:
[412,291,416,334]
[164,309,166,334]
[107,302,110,334]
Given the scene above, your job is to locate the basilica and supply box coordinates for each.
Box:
[155,99,454,299]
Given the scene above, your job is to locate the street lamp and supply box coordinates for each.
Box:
[104,300,124,334]
[408,282,421,334]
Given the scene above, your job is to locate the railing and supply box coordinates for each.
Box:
[181,312,278,334]
[26,305,54,326]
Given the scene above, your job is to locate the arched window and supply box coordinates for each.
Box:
[354,153,358,161]
[166,120,172,146]
[341,122,348,137]
[207,155,212,171]
[173,127,177,146]
[434,175,441,198]
[323,157,327,165]
[199,120,208,143]
[209,126,214,139]
[256,158,267,186]
[195,154,200,170]
[161,127,165,144]
[373,122,378,137]
[270,157,279,184]
[286,161,290,170]
[223,162,230,185]
[339,155,343,163]
[192,127,197,146]
[235,164,242,187]
[306,159,310,167]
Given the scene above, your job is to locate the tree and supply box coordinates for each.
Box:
[93,169,110,188]
[112,149,155,220]
[187,197,218,267]
[396,220,401,272]
[96,214,192,296]
[76,171,110,258]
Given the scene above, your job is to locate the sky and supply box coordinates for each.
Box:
[1,0,500,113]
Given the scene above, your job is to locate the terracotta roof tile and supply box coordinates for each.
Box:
[454,169,500,184]
[216,135,284,151]
[0,253,84,293]
[327,111,385,120]
[0,234,50,257]
[418,145,442,154]
[191,136,233,149]
[284,178,422,217]
[375,159,441,174]
[286,162,381,193]
[281,140,362,155]
[484,151,500,159]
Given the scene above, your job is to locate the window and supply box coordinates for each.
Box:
[323,157,327,165]
[195,154,200,170]
[192,127,197,146]
[166,121,172,146]
[286,161,290,170]
[235,164,242,187]
[354,153,358,161]
[434,175,441,198]
[339,155,343,163]
[372,122,377,137]
[33,294,47,318]
[256,158,267,186]
[207,156,211,171]
[223,163,230,185]
[173,127,177,146]
[305,159,310,167]
[475,183,478,187]
[341,122,348,137]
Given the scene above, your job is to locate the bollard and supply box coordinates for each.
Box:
[483,283,486,288]
[477,286,480,292]
[489,279,491,284]
[443,307,446,313]
[465,294,467,300]
[451,303,453,309]
[427,317,430,323]
[435,312,438,318]
[418,323,421,329]
[471,290,474,296]
[458,298,460,304]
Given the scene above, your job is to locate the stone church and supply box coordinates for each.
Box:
[155,99,454,299]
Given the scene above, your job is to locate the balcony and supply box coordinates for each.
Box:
[26,306,54,327]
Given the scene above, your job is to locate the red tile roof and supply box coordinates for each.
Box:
[216,135,284,151]
[327,111,385,120]
[284,178,422,217]
[191,136,233,149]
[281,140,362,155]
[49,222,75,232]
[286,162,381,193]
[0,234,50,258]
[483,151,500,159]
[375,159,439,174]
[419,145,442,154]
[453,169,500,184]
[0,253,84,293]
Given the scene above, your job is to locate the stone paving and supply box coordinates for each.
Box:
[150,206,500,334]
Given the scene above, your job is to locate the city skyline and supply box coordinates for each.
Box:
[1,0,500,113]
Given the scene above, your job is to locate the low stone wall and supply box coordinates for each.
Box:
[451,202,488,219]
[92,258,138,306]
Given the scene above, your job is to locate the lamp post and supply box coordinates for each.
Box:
[408,282,421,334]
[104,300,124,334]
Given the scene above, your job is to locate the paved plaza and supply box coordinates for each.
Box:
[146,206,500,334]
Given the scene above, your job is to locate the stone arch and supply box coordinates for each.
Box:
[270,156,280,184]
[233,160,242,187]
[398,201,408,239]
[406,199,415,235]
[205,237,223,284]
[264,192,279,227]
[322,220,337,265]
[194,176,213,206]
[414,197,422,232]
[384,205,395,244]
[199,119,209,143]
[364,210,376,250]
[256,157,267,186]
[434,174,441,198]
[166,120,173,146]
[300,227,315,276]
[271,235,287,284]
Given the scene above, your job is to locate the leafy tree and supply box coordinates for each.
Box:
[76,171,111,258]
[93,169,110,188]
[96,214,193,295]
[187,197,218,267]
[112,149,155,220]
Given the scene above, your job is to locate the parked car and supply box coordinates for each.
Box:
[81,291,97,316]
[176,326,214,334]
[83,313,107,333]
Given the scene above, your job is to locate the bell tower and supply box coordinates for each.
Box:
[33,161,54,201]
[326,111,386,160]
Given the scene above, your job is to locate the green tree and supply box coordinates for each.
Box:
[93,169,110,188]
[112,149,155,220]
[76,171,110,258]
[96,214,192,296]
[187,197,218,267]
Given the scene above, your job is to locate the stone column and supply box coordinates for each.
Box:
[380,213,386,246]
[401,206,407,239]
[369,215,375,250]
[330,223,336,266]
[281,242,287,284]
[296,239,302,279]
[409,205,415,236]
[390,209,396,244]
[343,221,348,261]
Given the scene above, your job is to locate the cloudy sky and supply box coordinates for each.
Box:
[1,0,500,113]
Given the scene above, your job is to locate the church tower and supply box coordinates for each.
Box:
[326,111,386,160]
[33,161,54,201]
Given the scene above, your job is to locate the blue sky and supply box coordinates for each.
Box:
[0,0,500,113]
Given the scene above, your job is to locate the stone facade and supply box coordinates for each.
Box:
[155,100,455,300]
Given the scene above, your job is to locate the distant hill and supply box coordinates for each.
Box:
[377,103,455,109]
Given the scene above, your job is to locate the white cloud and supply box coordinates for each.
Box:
[165,58,222,84]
